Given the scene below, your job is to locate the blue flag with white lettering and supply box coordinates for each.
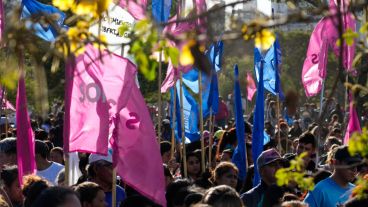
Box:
[152,0,172,23]
[253,48,265,186]
[254,38,284,100]
[232,64,247,180]
[21,0,67,42]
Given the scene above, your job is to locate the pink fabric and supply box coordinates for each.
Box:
[246,72,257,101]
[161,0,207,93]
[344,101,361,144]
[302,0,356,97]
[0,88,16,111]
[111,83,166,207]
[16,75,36,185]
[64,44,136,154]
[0,0,4,42]
[118,0,147,20]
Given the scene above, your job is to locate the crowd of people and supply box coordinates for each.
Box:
[0,95,367,207]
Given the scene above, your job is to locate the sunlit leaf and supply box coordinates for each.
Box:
[180,40,196,66]
[254,29,275,50]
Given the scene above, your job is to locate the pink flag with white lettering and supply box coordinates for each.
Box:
[160,0,207,93]
[111,83,166,207]
[246,72,257,101]
[16,75,36,185]
[64,44,136,154]
[118,0,147,20]
[344,101,361,145]
[0,0,4,42]
[302,0,356,97]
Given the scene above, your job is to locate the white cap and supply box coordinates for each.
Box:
[88,149,113,164]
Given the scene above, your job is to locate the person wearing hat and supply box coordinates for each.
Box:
[87,151,126,207]
[304,146,361,207]
[240,148,284,207]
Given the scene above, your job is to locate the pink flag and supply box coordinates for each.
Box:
[16,75,36,185]
[111,83,166,207]
[246,72,257,101]
[0,0,4,42]
[118,0,147,20]
[0,87,16,111]
[344,101,361,144]
[302,0,356,97]
[160,0,207,93]
[64,44,136,154]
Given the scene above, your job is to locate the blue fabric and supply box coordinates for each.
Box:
[105,185,126,207]
[207,41,223,115]
[21,0,67,42]
[152,0,172,23]
[231,65,247,180]
[252,49,265,186]
[304,177,354,207]
[170,87,182,142]
[254,38,284,100]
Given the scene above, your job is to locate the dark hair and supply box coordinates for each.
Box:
[31,187,79,207]
[120,195,160,207]
[44,141,54,153]
[344,197,368,207]
[0,138,17,155]
[50,147,63,157]
[202,185,243,207]
[1,165,18,187]
[326,136,341,146]
[35,130,48,141]
[160,141,171,156]
[216,128,237,160]
[35,140,49,159]
[166,179,191,207]
[298,132,316,148]
[22,175,50,207]
[74,182,103,204]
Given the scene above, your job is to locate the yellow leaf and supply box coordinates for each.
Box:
[179,40,195,66]
[72,0,98,16]
[52,0,74,11]
[255,29,275,50]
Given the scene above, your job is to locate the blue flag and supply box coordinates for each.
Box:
[207,41,223,115]
[152,0,172,23]
[252,49,265,186]
[21,0,67,42]
[254,38,284,100]
[232,64,247,180]
[170,87,182,142]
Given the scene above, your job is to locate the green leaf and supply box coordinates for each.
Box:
[167,47,179,67]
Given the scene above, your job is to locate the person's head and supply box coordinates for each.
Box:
[163,164,173,189]
[35,140,50,162]
[212,162,238,189]
[257,148,284,185]
[120,195,160,207]
[22,175,50,207]
[160,141,172,164]
[0,138,17,168]
[332,146,361,183]
[75,182,107,207]
[56,169,66,186]
[296,133,316,157]
[32,187,81,207]
[185,150,201,179]
[324,136,341,152]
[202,185,243,207]
[87,152,113,188]
[50,147,64,165]
[216,128,237,160]
[220,149,233,162]
[281,201,308,207]
[1,165,23,204]
[166,179,191,207]
[292,120,300,128]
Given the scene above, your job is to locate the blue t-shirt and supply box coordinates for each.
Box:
[105,185,126,207]
[304,177,354,207]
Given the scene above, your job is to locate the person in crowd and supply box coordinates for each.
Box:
[0,138,17,169]
[281,201,308,207]
[50,147,64,165]
[163,164,174,189]
[22,175,50,207]
[289,120,302,139]
[31,186,81,207]
[296,132,316,173]
[0,196,9,207]
[319,136,341,166]
[56,169,66,186]
[304,146,361,207]
[241,148,284,207]
[202,185,244,207]
[211,162,238,189]
[181,150,202,182]
[216,128,237,161]
[160,141,172,165]
[0,166,23,207]
[88,152,126,207]
[215,96,229,128]
[219,149,233,162]
[75,182,108,207]
[35,140,64,185]
[121,195,160,207]
[166,179,191,207]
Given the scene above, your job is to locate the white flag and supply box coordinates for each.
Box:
[257,0,272,17]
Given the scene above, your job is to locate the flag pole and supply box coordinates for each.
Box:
[208,109,213,169]
[157,51,163,144]
[4,91,8,138]
[65,153,70,186]
[317,80,325,167]
[112,168,117,207]
[179,71,187,178]
[0,88,4,136]
[171,85,177,159]
[198,72,205,173]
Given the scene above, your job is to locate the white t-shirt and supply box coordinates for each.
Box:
[36,162,64,185]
